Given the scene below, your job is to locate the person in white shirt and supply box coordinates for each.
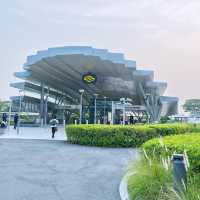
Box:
[49,116,59,138]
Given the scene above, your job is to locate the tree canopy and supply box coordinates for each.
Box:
[0,100,9,112]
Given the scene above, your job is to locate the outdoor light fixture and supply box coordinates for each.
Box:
[126,98,132,102]
[120,97,125,102]
[79,89,85,94]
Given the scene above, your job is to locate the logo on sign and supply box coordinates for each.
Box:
[82,72,97,84]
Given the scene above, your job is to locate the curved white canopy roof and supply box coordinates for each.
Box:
[12,46,177,116]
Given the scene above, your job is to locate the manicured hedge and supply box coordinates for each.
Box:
[143,133,200,172]
[66,123,200,147]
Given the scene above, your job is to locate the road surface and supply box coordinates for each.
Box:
[0,139,138,200]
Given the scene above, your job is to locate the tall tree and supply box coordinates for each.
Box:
[0,100,9,112]
[183,99,200,114]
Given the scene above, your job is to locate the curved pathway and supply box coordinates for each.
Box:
[0,139,139,200]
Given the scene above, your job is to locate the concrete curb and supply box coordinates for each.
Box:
[119,172,135,200]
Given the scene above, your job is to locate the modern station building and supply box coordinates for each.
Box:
[11,46,178,125]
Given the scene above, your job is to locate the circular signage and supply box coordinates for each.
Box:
[82,73,97,84]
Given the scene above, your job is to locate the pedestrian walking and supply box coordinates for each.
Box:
[14,113,19,129]
[2,113,8,123]
[0,121,7,128]
[49,116,59,138]
[0,121,7,134]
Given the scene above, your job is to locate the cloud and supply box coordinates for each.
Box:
[4,0,200,33]
[1,0,200,101]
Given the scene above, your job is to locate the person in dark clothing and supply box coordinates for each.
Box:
[0,121,7,134]
[49,116,59,138]
[2,113,8,123]
[0,121,7,128]
[14,114,19,129]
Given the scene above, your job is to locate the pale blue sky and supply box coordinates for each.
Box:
[1,0,200,107]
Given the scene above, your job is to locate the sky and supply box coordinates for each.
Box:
[1,0,200,109]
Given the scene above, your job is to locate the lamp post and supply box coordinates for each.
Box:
[8,100,12,132]
[111,101,114,125]
[103,96,107,124]
[79,89,84,124]
[120,97,126,126]
[44,91,49,127]
[94,93,98,124]
[17,89,23,134]
[40,83,45,127]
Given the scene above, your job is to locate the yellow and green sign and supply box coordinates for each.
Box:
[82,73,97,84]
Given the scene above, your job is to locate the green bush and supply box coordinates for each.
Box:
[143,133,200,172]
[66,123,200,147]
[160,116,170,123]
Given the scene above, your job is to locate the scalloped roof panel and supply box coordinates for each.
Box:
[24,46,136,68]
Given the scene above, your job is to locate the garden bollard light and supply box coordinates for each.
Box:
[172,154,187,193]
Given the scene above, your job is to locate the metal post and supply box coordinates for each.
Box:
[8,100,12,132]
[79,89,84,124]
[40,83,44,127]
[63,110,66,131]
[94,97,97,124]
[111,101,114,125]
[123,99,125,125]
[17,91,22,134]
[80,93,83,124]
[44,93,48,127]
[172,154,187,193]
[94,94,98,124]
[103,96,107,124]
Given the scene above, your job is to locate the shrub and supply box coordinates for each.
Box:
[127,155,200,200]
[160,116,170,124]
[128,157,174,200]
[143,133,200,172]
[66,123,200,147]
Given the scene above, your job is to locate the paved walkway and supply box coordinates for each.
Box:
[0,126,66,141]
[0,139,139,200]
